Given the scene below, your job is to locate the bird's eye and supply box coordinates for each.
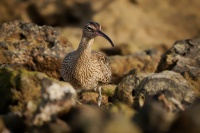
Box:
[86,26,93,31]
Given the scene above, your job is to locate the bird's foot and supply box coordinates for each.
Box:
[97,86,102,106]
[97,94,102,106]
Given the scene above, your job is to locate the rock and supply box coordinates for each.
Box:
[62,84,117,110]
[61,103,141,133]
[109,51,158,83]
[0,113,25,133]
[101,84,117,97]
[30,119,71,133]
[112,69,149,107]
[0,113,71,133]
[133,99,175,133]
[108,103,136,121]
[61,105,104,133]
[148,90,186,112]
[133,70,197,109]
[0,118,6,133]
[76,85,116,108]
[168,99,200,133]
[0,68,76,114]
[78,92,108,106]
[156,38,200,92]
[0,67,44,113]
[25,78,77,126]
[0,20,73,79]
[104,103,141,133]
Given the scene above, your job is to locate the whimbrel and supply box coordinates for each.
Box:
[62,21,114,106]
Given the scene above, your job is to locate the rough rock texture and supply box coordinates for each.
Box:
[0,20,73,79]
[25,78,77,126]
[112,69,149,107]
[149,90,186,112]
[133,70,196,109]
[0,68,75,114]
[0,67,199,133]
[156,38,200,92]
[109,51,158,83]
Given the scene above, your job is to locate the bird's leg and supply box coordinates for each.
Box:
[94,87,97,92]
[97,86,102,106]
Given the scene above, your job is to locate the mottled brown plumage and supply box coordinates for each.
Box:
[61,21,114,106]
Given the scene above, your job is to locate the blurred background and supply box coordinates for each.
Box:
[1,0,200,53]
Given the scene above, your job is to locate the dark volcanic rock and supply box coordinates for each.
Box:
[133,70,196,109]
[156,38,200,92]
[0,20,73,79]
[112,69,149,107]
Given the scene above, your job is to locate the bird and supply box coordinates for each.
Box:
[61,21,114,106]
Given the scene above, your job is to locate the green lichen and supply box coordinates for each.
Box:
[0,68,19,113]
[0,68,47,113]
[102,85,116,97]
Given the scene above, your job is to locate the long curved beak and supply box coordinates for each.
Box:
[96,30,114,47]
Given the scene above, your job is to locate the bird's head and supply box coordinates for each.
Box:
[83,21,114,47]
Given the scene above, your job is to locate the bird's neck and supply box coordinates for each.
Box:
[77,37,94,54]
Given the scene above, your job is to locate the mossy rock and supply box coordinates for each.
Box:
[0,67,66,113]
[102,84,116,97]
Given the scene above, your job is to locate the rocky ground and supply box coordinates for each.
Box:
[0,0,200,133]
